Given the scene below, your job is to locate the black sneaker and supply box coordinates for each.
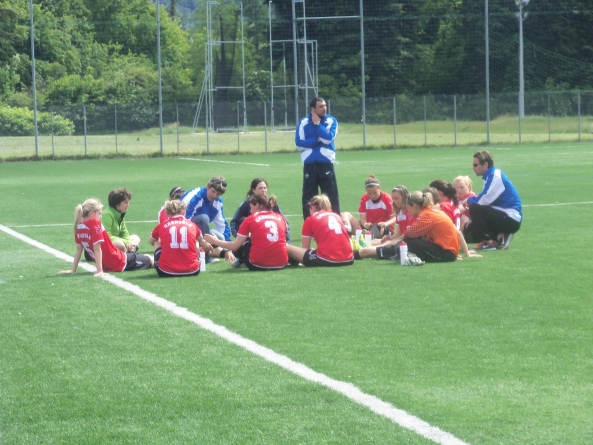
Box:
[497,233,514,250]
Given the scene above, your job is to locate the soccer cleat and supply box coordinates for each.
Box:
[473,240,497,251]
[232,258,244,268]
[205,255,220,264]
[497,233,514,250]
[403,253,424,266]
[131,244,139,253]
[351,235,361,251]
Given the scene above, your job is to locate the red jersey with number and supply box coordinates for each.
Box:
[358,192,395,224]
[238,211,288,268]
[75,218,126,272]
[440,200,461,230]
[151,215,200,274]
[302,210,353,262]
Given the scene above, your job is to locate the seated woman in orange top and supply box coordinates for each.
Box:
[402,191,480,263]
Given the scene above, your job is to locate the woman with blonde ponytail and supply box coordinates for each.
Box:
[60,198,152,277]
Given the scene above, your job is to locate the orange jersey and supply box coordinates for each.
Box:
[404,206,460,255]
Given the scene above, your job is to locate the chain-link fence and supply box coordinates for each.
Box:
[1,90,592,159]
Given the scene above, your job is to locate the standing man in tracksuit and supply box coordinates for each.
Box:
[295,97,340,220]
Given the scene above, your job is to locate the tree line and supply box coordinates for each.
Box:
[0,0,592,110]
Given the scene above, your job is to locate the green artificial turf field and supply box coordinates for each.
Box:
[1,142,592,444]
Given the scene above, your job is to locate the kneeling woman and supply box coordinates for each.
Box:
[149,200,214,277]
[205,194,288,271]
[286,194,354,267]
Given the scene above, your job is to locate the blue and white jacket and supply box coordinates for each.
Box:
[181,187,232,241]
[295,113,338,164]
[467,167,522,222]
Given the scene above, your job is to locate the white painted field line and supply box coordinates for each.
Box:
[180,157,269,166]
[0,223,470,445]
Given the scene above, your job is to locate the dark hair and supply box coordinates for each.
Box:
[421,187,440,205]
[429,179,458,205]
[247,178,267,198]
[309,97,325,109]
[168,186,185,200]
[248,194,277,211]
[473,150,494,168]
[108,188,132,208]
[364,174,381,188]
[207,176,227,194]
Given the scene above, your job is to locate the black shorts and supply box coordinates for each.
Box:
[302,249,354,267]
[153,248,199,277]
[124,252,152,271]
[375,244,398,259]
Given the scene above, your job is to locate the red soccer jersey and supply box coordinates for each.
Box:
[440,200,461,230]
[358,192,395,224]
[158,205,167,224]
[459,192,477,216]
[395,208,415,234]
[75,218,126,272]
[302,210,353,262]
[151,215,200,275]
[238,211,288,269]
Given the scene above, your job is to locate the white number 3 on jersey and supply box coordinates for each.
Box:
[265,220,279,242]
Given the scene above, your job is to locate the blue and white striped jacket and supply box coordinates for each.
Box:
[295,113,338,164]
[467,167,522,222]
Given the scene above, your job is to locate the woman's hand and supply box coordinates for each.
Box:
[58,269,74,274]
[203,234,218,245]
[93,271,107,277]
[224,250,236,263]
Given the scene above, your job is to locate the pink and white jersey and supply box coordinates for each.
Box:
[358,192,394,224]
[440,200,461,230]
[395,208,415,235]
[302,210,353,262]
[75,218,126,272]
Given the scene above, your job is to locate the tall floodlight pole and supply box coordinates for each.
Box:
[29,0,39,156]
[292,0,300,121]
[156,0,164,153]
[516,0,529,118]
[360,0,366,147]
[269,1,274,130]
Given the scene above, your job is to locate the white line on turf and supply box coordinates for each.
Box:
[180,157,269,166]
[6,201,592,228]
[0,222,470,445]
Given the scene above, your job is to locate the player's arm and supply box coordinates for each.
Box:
[204,233,245,252]
[59,244,84,274]
[93,242,105,276]
[295,119,320,149]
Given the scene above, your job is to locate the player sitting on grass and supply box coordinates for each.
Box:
[341,174,395,239]
[286,194,354,267]
[157,186,185,224]
[60,199,153,277]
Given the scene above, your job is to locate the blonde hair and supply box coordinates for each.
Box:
[454,175,473,191]
[164,199,186,217]
[73,198,103,232]
[408,191,434,209]
[308,194,332,211]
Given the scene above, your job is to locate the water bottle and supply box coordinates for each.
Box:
[199,248,206,272]
[364,230,372,246]
[399,242,408,266]
[355,228,362,243]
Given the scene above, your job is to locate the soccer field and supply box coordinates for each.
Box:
[1,142,592,444]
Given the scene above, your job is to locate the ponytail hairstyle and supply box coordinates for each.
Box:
[364,174,381,189]
[429,179,459,205]
[308,194,332,212]
[391,185,410,213]
[248,193,277,211]
[421,187,440,205]
[73,199,103,232]
[247,177,267,198]
[164,199,186,217]
[168,186,185,200]
[408,191,434,210]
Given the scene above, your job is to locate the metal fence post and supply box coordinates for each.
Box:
[176,103,180,154]
[51,109,55,160]
[454,95,457,146]
[547,92,551,142]
[237,101,240,153]
[264,101,268,153]
[423,95,427,146]
[83,105,88,157]
[518,95,522,144]
[114,104,118,155]
[393,97,397,146]
[578,91,581,141]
